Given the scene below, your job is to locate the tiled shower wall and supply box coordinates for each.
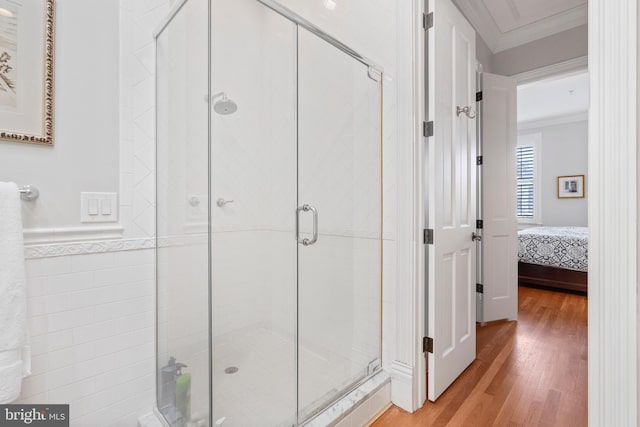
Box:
[119,0,170,239]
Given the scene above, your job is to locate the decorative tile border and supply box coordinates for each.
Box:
[24,237,156,259]
[24,233,210,259]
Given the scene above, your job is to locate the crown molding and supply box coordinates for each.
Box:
[454,1,587,53]
[494,4,588,53]
[518,111,588,130]
[511,56,588,83]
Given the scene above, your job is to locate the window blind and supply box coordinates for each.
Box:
[517,145,535,218]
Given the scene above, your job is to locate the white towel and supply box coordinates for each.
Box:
[0,182,30,404]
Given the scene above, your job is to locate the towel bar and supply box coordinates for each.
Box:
[19,185,39,201]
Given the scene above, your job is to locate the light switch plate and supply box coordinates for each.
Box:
[81,192,118,223]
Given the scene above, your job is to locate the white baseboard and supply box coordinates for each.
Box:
[390,360,414,412]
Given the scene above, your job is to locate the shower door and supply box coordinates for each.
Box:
[207,4,383,423]
[296,27,383,421]
[209,1,298,426]
[157,1,382,426]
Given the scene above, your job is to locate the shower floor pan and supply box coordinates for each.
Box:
[210,326,371,427]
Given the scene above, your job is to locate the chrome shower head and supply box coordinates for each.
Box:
[212,92,238,115]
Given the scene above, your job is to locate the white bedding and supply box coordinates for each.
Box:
[517,226,588,272]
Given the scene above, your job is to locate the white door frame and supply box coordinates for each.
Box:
[388,0,427,412]
[391,0,638,422]
[587,1,637,425]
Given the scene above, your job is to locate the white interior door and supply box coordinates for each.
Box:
[481,73,518,322]
[427,0,477,401]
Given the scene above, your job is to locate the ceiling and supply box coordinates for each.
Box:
[453,0,587,53]
[517,70,589,125]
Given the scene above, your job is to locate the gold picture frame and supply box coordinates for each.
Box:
[557,175,585,198]
[0,0,55,145]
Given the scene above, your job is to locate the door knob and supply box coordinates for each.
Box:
[472,232,482,242]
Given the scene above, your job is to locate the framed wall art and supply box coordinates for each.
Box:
[0,0,55,145]
[557,175,585,199]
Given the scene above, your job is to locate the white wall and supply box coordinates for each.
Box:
[476,35,494,73]
[519,120,588,227]
[0,0,120,231]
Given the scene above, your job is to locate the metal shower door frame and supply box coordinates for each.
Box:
[256,0,383,75]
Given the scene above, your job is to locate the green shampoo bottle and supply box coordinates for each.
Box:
[176,367,191,427]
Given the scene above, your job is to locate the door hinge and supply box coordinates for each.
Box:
[477,283,484,293]
[477,156,483,165]
[423,336,434,353]
[423,12,433,30]
[476,91,483,102]
[476,219,483,229]
[424,228,434,245]
[423,121,434,137]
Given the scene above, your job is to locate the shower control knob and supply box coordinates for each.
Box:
[217,198,234,208]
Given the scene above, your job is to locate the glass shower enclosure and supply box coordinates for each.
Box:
[155,0,383,425]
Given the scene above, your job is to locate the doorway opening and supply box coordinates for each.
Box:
[420,0,587,412]
[514,69,589,295]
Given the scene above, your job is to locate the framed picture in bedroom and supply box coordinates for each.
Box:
[0,0,55,145]
[557,175,585,198]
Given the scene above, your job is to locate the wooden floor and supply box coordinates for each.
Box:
[372,285,587,427]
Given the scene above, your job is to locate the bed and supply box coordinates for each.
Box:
[517,226,588,293]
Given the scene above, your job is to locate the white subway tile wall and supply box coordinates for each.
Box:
[14,249,156,427]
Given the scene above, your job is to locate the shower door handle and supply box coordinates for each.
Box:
[296,204,318,246]
[307,205,318,245]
